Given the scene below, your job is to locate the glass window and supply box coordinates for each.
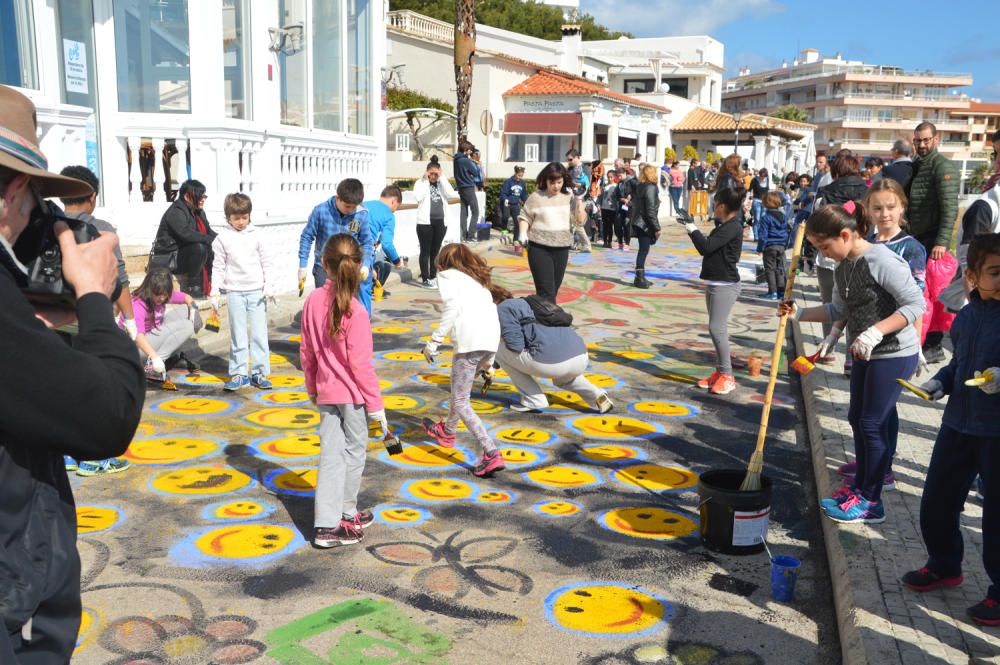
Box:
[56,1,103,186]
[113,0,191,113]
[0,0,37,88]
[312,0,342,131]
[346,0,371,135]
[223,0,251,119]
[278,0,306,126]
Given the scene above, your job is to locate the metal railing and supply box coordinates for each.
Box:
[726,64,971,93]
[387,10,454,43]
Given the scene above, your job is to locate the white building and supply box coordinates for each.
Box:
[2,0,386,290]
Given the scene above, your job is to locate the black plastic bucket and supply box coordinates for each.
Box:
[698,469,773,555]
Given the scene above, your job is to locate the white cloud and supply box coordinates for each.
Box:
[580,0,784,38]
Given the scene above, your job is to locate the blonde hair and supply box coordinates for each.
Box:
[639,164,659,184]
[321,234,362,337]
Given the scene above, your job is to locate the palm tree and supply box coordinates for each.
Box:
[454,0,476,142]
[770,105,810,123]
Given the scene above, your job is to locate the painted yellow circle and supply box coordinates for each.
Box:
[76,506,119,534]
[152,466,253,495]
[384,395,421,410]
[270,375,305,388]
[125,437,218,465]
[438,361,453,369]
[245,408,320,429]
[526,465,600,488]
[549,585,666,635]
[259,391,311,405]
[270,469,317,493]
[583,373,619,388]
[633,401,694,417]
[601,507,698,540]
[469,398,503,414]
[536,500,582,516]
[157,398,233,416]
[194,524,295,560]
[612,465,698,492]
[384,351,425,361]
[499,447,542,465]
[544,391,590,410]
[495,427,554,446]
[578,445,642,464]
[573,416,657,439]
[419,335,450,343]
[286,334,301,343]
[407,478,474,501]
[391,444,468,468]
[614,350,656,360]
[372,326,413,334]
[269,353,291,366]
[213,501,266,520]
[258,434,321,458]
[379,379,394,391]
[378,506,425,523]
[417,373,452,385]
[182,374,224,385]
[77,608,97,650]
[478,491,514,503]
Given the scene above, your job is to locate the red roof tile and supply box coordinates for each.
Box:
[503,71,670,114]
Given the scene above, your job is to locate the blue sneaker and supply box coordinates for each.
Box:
[224,375,251,391]
[761,292,777,300]
[824,493,885,524]
[76,457,130,477]
[64,456,78,472]
[251,373,272,390]
[820,484,857,510]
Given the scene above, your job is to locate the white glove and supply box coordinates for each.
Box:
[975,368,1000,395]
[477,355,495,374]
[150,355,166,375]
[423,341,439,364]
[210,295,221,311]
[360,265,370,282]
[123,318,138,341]
[367,409,388,430]
[817,326,843,357]
[297,267,308,282]
[915,349,930,378]
[684,223,697,234]
[850,326,884,361]
[920,379,945,401]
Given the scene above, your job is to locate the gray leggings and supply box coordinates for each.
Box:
[446,351,496,454]
[817,266,835,338]
[705,282,741,375]
[142,306,200,361]
[315,403,369,527]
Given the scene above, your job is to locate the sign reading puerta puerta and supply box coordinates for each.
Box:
[510,99,579,113]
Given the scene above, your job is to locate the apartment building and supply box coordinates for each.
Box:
[722,49,975,161]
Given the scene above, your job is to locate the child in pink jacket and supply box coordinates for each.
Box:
[300,234,385,549]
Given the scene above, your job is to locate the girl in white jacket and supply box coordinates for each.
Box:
[422,243,505,477]
[413,156,458,288]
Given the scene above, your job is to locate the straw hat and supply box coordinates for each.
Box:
[0,85,92,198]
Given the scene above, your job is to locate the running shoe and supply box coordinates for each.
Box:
[64,456,78,472]
[823,494,885,524]
[422,418,456,448]
[901,567,964,592]
[509,402,544,413]
[968,599,1000,626]
[820,484,857,510]
[251,373,273,390]
[76,457,131,477]
[596,393,614,414]
[313,520,363,548]
[709,374,737,395]
[224,375,251,391]
[472,450,505,478]
[697,371,721,389]
[350,509,374,530]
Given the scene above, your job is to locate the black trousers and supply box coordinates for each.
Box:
[601,209,617,245]
[176,241,211,296]
[635,230,652,270]
[527,243,569,302]
[763,245,787,294]
[615,210,631,244]
[459,187,478,239]
[417,220,447,280]
[497,202,520,231]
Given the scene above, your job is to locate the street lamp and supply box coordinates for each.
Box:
[828,137,835,153]
[733,110,743,155]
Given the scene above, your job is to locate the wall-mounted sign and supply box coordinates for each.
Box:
[63,39,88,94]
[509,98,580,113]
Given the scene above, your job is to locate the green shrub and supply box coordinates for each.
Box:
[484,178,536,225]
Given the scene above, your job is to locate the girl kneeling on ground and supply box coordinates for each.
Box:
[128,267,202,378]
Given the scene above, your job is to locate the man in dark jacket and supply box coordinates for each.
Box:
[0,84,145,664]
[499,166,528,232]
[453,140,479,242]
[152,179,216,297]
[883,139,914,191]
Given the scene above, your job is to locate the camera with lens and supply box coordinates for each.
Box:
[12,199,121,307]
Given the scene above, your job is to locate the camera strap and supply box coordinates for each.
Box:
[0,237,29,285]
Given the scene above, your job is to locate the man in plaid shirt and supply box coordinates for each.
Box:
[298,178,375,314]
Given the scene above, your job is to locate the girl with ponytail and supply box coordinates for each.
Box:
[300,233,386,548]
[778,200,925,524]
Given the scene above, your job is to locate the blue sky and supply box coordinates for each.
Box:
[580,0,1000,101]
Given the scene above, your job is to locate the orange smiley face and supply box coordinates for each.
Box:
[532,500,584,518]
[252,433,321,460]
[524,465,602,489]
[125,437,219,465]
[611,464,698,492]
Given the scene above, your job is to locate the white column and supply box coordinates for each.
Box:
[654,114,669,166]
[127,136,142,202]
[608,107,622,163]
[765,135,780,173]
[175,138,190,188]
[752,135,767,170]
[151,138,166,201]
[579,102,597,161]
[638,114,650,163]
[189,0,225,118]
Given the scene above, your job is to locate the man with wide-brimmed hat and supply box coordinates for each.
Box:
[0,84,145,662]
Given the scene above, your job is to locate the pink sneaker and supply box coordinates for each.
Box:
[472,450,505,477]
[422,418,456,448]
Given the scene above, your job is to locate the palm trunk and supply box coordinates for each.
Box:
[454,0,476,143]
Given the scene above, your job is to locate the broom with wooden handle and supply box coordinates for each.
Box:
[740,220,807,492]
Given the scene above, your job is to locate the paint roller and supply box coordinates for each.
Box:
[965,369,996,387]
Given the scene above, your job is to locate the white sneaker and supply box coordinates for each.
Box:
[596,393,614,414]
[428,278,438,288]
[509,402,543,413]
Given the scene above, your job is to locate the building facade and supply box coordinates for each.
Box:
[2,0,386,290]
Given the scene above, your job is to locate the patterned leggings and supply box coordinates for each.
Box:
[446,351,496,454]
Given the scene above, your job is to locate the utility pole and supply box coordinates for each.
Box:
[454,0,476,143]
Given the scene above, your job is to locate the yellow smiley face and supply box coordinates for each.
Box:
[269,375,306,388]
[543,391,590,411]
[547,584,668,636]
[577,445,644,464]
[286,334,301,343]
[156,398,233,416]
[179,374,224,385]
[379,379,394,391]
[418,335,450,344]
[611,464,698,492]
[468,398,503,415]
[525,465,601,489]
[571,416,659,439]
[269,353,291,366]
[255,434,321,459]
[212,501,266,520]
[632,401,695,418]
[245,408,320,429]
[405,478,475,502]
[125,437,219,465]
[151,466,253,495]
[76,506,120,534]
[258,391,311,405]
[194,524,296,560]
[600,507,698,540]
[535,500,582,517]
[498,447,543,466]
[384,351,425,362]
[494,427,554,446]
[477,490,515,503]
[583,373,619,388]
[377,506,428,524]
[269,469,317,493]
[383,395,422,411]
[373,326,413,334]
[387,444,469,468]
[416,373,452,385]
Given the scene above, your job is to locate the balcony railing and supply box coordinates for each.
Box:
[820,92,970,103]
[387,10,454,44]
[726,64,971,93]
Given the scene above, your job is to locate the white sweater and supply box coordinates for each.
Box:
[210,223,274,295]
[431,268,500,354]
[413,177,458,225]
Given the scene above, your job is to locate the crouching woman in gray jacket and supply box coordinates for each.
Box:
[494,288,614,414]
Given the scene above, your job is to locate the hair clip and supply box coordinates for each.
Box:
[842,200,856,215]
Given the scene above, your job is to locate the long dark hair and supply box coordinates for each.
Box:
[321,234,362,337]
[133,267,174,330]
[535,162,572,193]
[806,201,872,240]
[436,243,508,302]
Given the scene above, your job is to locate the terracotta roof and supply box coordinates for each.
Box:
[503,71,670,113]
[952,102,1000,115]
[671,108,811,139]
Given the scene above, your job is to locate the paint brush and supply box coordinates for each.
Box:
[964,369,995,387]
[147,374,178,391]
[204,314,221,333]
[480,369,494,395]
[383,431,403,456]
[790,351,821,375]
[298,277,306,298]
[896,378,930,401]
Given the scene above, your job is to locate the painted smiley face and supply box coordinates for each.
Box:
[532,500,584,518]
[379,379,394,391]
[457,398,503,415]
[383,395,422,411]
[372,326,413,334]
[498,446,546,467]
[193,524,297,560]
[631,401,697,418]
[177,374,224,386]
[542,391,590,411]
[379,443,472,469]
[524,465,601,489]
[477,490,515,504]
[213,501,266,519]
[576,444,647,465]
[151,466,253,496]
[253,433,321,459]
[269,353,291,366]
[263,468,318,496]
[155,397,235,417]
[545,583,671,637]
[582,373,620,388]
[76,506,121,534]
[285,334,301,343]
[257,391,311,405]
[611,464,698,492]
[269,375,305,388]
[383,351,426,362]
[375,505,431,525]
[125,437,219,465]
[402,478,476,502]
[598,507,698,540]
[245,408,320,429]
[415,372,453,386]
[569,416,659,439]
[494,427,555,446]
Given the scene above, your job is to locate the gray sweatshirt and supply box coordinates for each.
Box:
[498,298,586,364]
[824,243,925,359]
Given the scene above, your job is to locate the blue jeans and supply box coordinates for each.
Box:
[669,186,683,214]
[847,354,918,502]
[226,289,270,377]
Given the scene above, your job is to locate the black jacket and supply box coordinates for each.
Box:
[0,247,144,660]
[714,172,741,193]
[882,159,914,191]
[630,183,661,236]
[817,175,868,207]
[690,217,743,282]
[153,199,216,255]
